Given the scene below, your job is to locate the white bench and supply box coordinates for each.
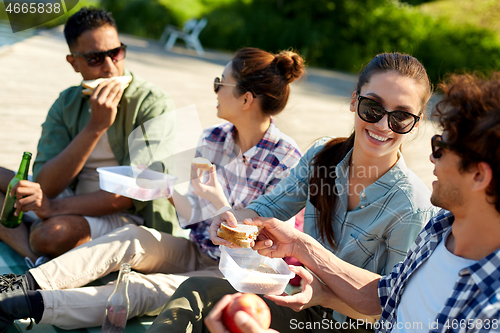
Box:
[160,18,208,56]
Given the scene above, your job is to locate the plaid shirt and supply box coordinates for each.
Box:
[248,138,438,324]
[178,121,302,260]
[378,210,500,333]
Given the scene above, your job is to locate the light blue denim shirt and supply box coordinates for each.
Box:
[247,138,438,321]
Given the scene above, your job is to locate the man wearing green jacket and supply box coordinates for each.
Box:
[0,7,177,265]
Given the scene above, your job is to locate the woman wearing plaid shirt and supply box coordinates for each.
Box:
[147,53,439,332]
[170,50,307,259]
[0,48,307,331]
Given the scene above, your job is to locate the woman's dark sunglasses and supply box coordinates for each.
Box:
[431,135,451,159]
[357,95,420,134]
[213,77,255,97]
[71,43,127,67]
[214,77,238,93]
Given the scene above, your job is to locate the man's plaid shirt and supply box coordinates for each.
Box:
[378,210,500,333]
[177,121,302,260]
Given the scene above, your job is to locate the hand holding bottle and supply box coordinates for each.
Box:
[1,152,31,228]
[11,180,52,220]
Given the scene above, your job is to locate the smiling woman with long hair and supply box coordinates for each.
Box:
[146,52,439,333]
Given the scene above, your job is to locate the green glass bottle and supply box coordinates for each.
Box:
[1,152,32,228]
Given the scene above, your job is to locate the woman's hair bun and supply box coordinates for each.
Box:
[274,51,305,84]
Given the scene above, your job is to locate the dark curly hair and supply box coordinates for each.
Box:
[64,7,116,49]
[434,72,500,213]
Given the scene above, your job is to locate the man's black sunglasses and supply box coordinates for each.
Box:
[357,95,421,134]
[431,134,451,159]
[71,43,127,67]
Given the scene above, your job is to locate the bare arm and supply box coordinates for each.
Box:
[327,297,380,323]
[299,236,382,316]
[168,189,193,220]
[190,164,230,210]
[49,190,134,217]
[169,164,231,223]
[250,217,382,316]
[14,181,133,221]
[266,265,380,322]
[37,81,124,198]
[36,127,106,197]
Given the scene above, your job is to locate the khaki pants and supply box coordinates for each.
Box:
[29,225,222,329]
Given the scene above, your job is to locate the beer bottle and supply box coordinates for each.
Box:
[1,152,32,228]
[101,262,131,333]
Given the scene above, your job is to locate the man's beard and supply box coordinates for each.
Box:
[431,180,464,210]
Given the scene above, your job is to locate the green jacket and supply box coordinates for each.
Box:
[33,69,177,234]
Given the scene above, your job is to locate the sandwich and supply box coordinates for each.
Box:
[81,75,133,95]
[217,221,261,248]
[192,157,212,170]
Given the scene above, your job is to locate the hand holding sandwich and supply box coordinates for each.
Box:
[209,209,260,248]
[87,79,124,133]
[210,213,301,256]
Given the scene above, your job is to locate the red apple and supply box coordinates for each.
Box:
[222,293,271,333]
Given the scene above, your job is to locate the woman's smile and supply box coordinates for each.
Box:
[366,129,390,143]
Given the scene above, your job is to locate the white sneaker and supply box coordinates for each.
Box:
[24,256,50,269]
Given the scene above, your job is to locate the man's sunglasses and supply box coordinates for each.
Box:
[431,134,451,159]
[71,43,127,67]
[357,95,421,134]
[213,77,255,96]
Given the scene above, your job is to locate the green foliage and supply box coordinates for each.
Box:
[399,0,433,5]
[160,0,234,23]
[199,0,500,83]
[100,0,179,39]
[419,0,500,40]
[414,21,500,82]
[99,0,233,38]
[92,0,500,83]
[44,0,100,29]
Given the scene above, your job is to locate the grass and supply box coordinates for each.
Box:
[419,0,500,39]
